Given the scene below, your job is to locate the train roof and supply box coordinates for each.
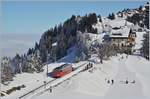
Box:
[53,63,71,71]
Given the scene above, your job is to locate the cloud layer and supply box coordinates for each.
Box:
[0,33,41,57]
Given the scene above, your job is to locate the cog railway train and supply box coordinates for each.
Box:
[51,64,74,78]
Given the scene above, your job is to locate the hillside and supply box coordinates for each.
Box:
[1,54,150,99]
[1,2,149,99]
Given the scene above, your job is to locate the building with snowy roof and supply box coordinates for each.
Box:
[109,26,136,47]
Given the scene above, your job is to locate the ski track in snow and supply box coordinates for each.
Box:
[105,55,144,98]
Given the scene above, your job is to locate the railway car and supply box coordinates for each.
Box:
[51,64,73,78]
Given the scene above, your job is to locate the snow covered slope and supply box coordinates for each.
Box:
[30,54,150,99]
[92,18,104,33]
[126,55,150,97]
[1,52,150,99]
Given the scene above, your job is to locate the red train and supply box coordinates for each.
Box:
[51,64,73,78]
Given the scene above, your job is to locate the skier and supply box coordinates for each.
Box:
[84,64,88,71]
[107,80,110,84]
[131,80,135,84]
[125,80,128,84]
[44,81,46,89]
[89,63,91,69]
[111,79,114,85]
[49,86,52,93]
[91,63,93,68]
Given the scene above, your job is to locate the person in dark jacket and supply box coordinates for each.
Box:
[111,79,114,85]
[49,86,52,93]
[125,80,129,84]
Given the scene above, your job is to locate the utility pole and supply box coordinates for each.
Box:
[52,42,57,63]
[47,63,48,77]
[47,53,50,77]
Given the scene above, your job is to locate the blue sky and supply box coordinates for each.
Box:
[1,1,146,57]
[2,1,146,34]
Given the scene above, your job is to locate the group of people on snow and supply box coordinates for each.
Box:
[105,78,114,85]
[105,78,136,85]
[120,79,136,84]
[84,62,93,71]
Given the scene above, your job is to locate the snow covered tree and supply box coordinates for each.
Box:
[141,32,149,59]
[126,7,148,28]
[27,48,34,55]
[139,5,143,11]
[11,54,22,74]
[76,31,91,61]
[108,13,115,20]
[1,57,14,84]
[98,15,102,22]
[20,54,27,73]
[97,42,116,63]
[34,42,39,51]
[78,13,97,33]
[144,8,149,29]
[117,11,123,18]
[39,29,53,62]
[34,50,44,73]
[56,29,68,59]
[98,44,106,63]
[24,52,43,73]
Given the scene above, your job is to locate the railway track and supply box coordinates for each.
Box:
[18,78,56,99]
[19,62,87,99]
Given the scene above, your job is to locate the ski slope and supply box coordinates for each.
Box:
[1,53,150,99]
[31,54,150,99]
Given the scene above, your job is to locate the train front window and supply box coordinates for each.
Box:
[53,64,70,71]
[53,66,62,71]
